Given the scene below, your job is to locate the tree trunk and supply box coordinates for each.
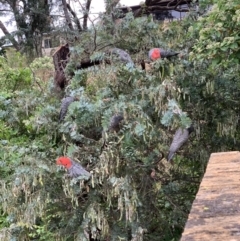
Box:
[33,30,43,57]
[67,3,82,32]
[83,0,92,30]
[62,0,74,30]
[52,43,70,90]
[0,20,20,51]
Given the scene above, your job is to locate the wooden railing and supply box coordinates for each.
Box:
[180,151,240,240]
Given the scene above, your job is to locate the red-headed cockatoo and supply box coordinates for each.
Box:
[56,156,91,179]
[167,125,194,162]
[148,48,179,61]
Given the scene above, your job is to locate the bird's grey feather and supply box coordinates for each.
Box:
[68,159,91,179]
[167,128,191,161]
[111,48,134,65]
[101,114,124,152]
[108,114,124,132]
[59,96,75,122]
[159,48,179,58]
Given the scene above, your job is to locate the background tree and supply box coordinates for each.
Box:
[0,0,93,57]
[0,0,53,56]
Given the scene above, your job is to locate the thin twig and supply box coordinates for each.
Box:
[28,65,44,93]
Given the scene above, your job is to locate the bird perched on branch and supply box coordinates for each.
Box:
[59,96,78,122]
[148,48,179,61]
[167,125,194,162]
[110,48,134,65]
[101,114,124,152]
[56,156,91,179]
[108,114,124,132]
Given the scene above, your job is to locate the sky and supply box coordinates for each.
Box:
[91,0,141,13]
[0,0,141,37]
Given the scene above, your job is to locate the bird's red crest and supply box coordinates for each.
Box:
[150,48,161,60]
[56,156,72,169]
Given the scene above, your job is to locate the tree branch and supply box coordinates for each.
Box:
[86,15,98,52]
[105,0,121,14]
[66,3,82,32]
[83,0,92,30]
[61,0,74,30]
[0,20,20,51]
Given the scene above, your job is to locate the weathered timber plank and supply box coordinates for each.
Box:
[180,151,240,241]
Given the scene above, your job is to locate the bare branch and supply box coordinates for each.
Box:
[105,0,121,14]
[0,20,20,51]
[61,0,74,30]
[77,0,92,30]
[86,15,98,52]
[66,3,82,32]
[0,9,13,12]
[28,65,44,93]
[83,0,92,30]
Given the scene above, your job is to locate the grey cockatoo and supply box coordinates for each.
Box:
[110,48,134,65]
[167,125,194,162]
[56,156,91,179]
[101,114,124,152]
[59,96,77,122]
[108,114,124,132]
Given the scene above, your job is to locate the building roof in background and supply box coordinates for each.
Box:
[117,0,193,18]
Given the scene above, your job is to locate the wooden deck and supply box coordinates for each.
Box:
[180,151,240,241]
